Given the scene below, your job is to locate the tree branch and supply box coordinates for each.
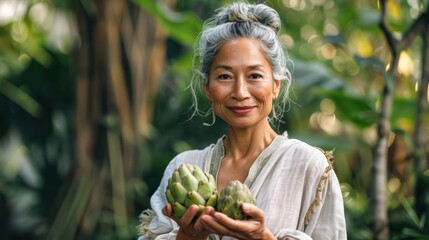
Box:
[400,11,428,49]
[379,0,399,55]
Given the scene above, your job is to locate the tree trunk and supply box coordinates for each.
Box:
[373,2,428,239]
[371,2,400,238]
[372,74,394,240]
[414,13,429,225]
[46,0,168,238]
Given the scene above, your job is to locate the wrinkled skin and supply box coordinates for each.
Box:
[200,203,276,240]
[163,203,275,240]
[162,203,213,240]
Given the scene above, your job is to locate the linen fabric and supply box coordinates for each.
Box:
[138,132,347,240]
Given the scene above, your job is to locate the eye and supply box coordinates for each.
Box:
[249,73,263,80]
[217,74,232,80]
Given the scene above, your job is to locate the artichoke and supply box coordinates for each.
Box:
[165,163,218,218]
[217,180,256,220]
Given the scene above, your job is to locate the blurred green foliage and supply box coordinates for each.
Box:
[0,0,428,239]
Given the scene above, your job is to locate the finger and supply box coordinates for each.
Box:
[212,212,244,230]
[162,204,172,217]
[202,206,216,216]
[180,204,199,227]
[199,214,226,235]
[202,212,242,235]
[242,203,264,220]
[163,204,182,224]
[211,211,264,239]
[194,206,215,232]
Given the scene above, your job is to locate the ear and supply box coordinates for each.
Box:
[273,79,281,98]
[203,82,213,101]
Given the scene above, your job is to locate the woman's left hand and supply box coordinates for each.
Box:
[200,203,276,240]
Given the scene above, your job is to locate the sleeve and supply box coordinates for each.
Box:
[270,145,346,240]
[137,158,180,240]
[304,169,347,240]
[274,230,313,240]
[137,148,212,240]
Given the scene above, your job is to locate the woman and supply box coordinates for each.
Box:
[138,1,347,239]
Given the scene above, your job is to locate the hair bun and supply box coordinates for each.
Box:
[215,2,281,34]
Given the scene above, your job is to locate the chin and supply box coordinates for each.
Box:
[229,122,255,129]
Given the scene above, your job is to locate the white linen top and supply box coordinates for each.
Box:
[138,132,347,239]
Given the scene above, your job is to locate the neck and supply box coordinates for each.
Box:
[224,121,277,162]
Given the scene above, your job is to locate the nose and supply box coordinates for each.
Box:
[232,76,250,100]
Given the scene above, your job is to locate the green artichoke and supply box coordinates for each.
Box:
[217,180,256,220]
[165,163,218,218]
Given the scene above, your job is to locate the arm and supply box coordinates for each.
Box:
[267,145,346,240]
[137,148,214,240]
[137,161,178,240]
[270,170,346,240]
[303,170,347,239]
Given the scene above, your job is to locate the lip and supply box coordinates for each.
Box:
[228,106,255,114]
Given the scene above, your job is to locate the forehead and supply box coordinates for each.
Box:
[212,38,270,67]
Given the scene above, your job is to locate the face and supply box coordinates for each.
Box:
[204,37,280,128]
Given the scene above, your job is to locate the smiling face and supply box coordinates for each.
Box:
[204,37,281,129]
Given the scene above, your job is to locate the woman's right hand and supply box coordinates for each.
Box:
[162,203,214,240]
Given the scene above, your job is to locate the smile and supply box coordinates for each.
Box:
[228,106,254,114]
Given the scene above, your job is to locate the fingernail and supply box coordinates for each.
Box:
[242,203,251,211]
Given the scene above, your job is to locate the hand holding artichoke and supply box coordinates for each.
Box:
[165,163,218,218]
[165,163,256,220]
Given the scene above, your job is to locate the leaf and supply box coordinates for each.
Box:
[293,60,345,90]
[170,51,194,73]
[291,61,379,129]
[291,131,351,150]
[353,55,385,73]
[323,34,347,45]
[0,79,41,117]
[398,193,420,228]
[134,0,203,46]
[324,90,377,128]
[395,228,429,240]
[391,96,416,124]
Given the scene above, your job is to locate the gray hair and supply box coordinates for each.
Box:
[189,1,293,123]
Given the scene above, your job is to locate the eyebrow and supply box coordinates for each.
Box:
[213,64,266,71]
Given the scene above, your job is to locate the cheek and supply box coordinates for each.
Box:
[208,86,228,100]
[252,86,275,101]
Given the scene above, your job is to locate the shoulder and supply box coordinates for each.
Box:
[276,135,330,171]
[165,144,214,171]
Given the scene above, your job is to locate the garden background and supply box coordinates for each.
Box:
[0,0,428,239]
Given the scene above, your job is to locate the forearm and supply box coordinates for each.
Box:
[306,171,347,239]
